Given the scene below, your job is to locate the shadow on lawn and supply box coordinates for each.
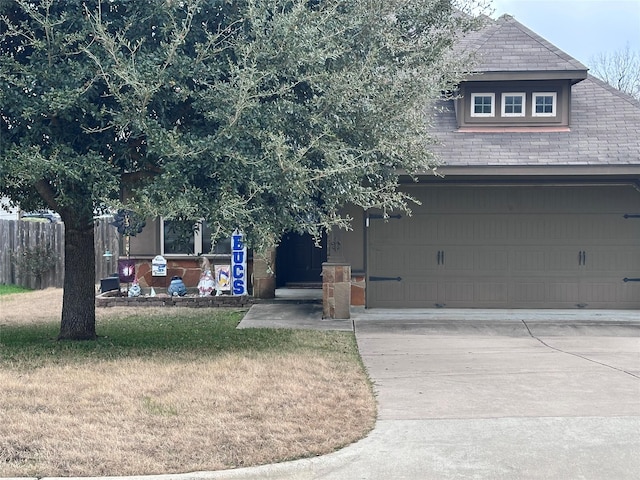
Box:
[0,310,349,366]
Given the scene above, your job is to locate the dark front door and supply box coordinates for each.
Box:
[276,232,327,287]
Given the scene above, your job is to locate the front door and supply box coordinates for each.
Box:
[276,232,327,287]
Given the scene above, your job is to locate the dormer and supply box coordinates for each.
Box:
[455,15,588,131]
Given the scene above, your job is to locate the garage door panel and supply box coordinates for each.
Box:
[474,282,509,304]
[367,279,404,305]
[474,249,509,272]
[406,281,439,304]
[579,215,640,243]
[439,217,475,243]
[584,248,640,274]
[580,280,640,307]
[441,248,474,272]
[405,215,438,242]
[367,185,640,309]
[544,249,582,274]
[474,216,509,243]
[510,282,546,304]
[369,247,398,274]
[511,248,547,273]
[510,217,547,243]
[405,247,439,272]
[440,281,475,304]
[546,281,581,304]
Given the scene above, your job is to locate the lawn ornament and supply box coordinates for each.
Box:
[128,279,141,297]
[168,276,187,296]
[198,257,215,297]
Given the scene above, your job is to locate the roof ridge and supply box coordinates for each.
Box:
[467,15,501,53]
[499,14,588,71]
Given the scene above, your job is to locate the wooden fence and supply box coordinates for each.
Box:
[0,217,119,289]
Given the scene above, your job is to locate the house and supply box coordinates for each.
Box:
[128,14,640,310]
[328,14,640,310]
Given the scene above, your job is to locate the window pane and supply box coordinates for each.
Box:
[535,96,554,113]
[474,96,492,114]
[200,221,231,255]
[504,95,522,114]
[212,237,232,254]
[163,220,195,255]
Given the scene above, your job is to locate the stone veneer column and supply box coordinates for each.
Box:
[252,248,276,299]
[322,263,351,319]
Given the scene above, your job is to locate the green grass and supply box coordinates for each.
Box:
[0,309,359,368]
[0,284,32,296]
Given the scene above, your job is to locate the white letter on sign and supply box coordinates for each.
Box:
[231,230,247,295]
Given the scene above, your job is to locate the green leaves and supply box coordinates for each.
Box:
[0,0,486,250]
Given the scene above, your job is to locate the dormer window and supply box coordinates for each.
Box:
[471,93,494,117]
[533,92,556,117]
[457,82,567,129]
[502,93,525,117]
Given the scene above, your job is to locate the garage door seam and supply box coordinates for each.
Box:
[521,320,639,380]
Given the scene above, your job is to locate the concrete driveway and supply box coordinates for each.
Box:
[349,309,640,479]
[204,308,640,479]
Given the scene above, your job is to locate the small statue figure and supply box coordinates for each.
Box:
[198,257,215,297]
[168,276,187,296]
[128,278,141,297]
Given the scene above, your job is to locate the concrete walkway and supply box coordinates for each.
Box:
[42,304,640,480]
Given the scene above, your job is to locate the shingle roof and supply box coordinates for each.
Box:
[458,14,587,75]
[430,75,640,167]
[427,14,640,169]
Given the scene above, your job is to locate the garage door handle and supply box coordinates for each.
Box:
[370,276,403,282]
[623,278,640,282]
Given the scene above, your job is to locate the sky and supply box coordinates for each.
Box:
[490,0,640,67]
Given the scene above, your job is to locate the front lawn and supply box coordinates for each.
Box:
[0,289,376,477]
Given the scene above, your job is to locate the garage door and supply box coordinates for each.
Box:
[367,185,640,309]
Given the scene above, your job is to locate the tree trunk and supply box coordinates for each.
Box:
[58,222,97,340]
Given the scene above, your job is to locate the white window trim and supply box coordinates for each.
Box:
[160,217,204,256]
[532,92,557,117]
[470,93,495,117]
[501,92,526,117]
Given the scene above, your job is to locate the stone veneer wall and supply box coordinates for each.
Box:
[322,263,351,319]
[131,258,253,292]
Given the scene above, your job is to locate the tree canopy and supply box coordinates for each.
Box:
[0,0,484,339]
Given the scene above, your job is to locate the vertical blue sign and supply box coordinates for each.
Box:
[231,230,247,296]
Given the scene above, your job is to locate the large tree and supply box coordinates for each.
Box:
[0,0,484,340]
